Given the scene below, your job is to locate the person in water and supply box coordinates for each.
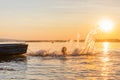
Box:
[61,46,67,56]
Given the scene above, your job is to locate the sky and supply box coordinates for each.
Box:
[0,0,120,40]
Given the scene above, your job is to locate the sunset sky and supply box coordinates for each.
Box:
[0,0,120,40]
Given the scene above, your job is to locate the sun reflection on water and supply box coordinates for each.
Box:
[103,42,109,54]
[100,42,113,80]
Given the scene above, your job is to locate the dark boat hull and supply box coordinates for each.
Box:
[0,44,28,55]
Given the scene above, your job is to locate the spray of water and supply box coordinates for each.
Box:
[80,30,97,54]
[27,30,97,57]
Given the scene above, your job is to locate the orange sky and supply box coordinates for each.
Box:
[0,0,120,40]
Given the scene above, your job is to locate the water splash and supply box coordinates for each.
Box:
[81,30,97,54]
[27,30,97,57]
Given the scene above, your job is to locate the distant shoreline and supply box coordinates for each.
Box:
[25,39,120,42]
[0,39,119,42]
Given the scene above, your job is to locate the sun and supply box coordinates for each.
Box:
[98,19,114,32]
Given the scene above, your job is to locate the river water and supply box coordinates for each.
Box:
[0,42,120,80]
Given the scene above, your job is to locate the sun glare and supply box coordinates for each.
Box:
[98,19,114,32]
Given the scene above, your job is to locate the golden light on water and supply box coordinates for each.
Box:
[101,47,110,80]
[103,57,109,62]
[101,57,110,80]
[103,42,109,54]
[98,19,114,32]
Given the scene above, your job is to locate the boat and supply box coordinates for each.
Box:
[0,42,28,55]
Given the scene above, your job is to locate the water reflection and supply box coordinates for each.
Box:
[100,42,114,80]
[101,57,110,80]
[0,55,27,62]
[103,42,109,54]
[0,55,27,80]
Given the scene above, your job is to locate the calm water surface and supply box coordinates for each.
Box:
[0,42,120,80]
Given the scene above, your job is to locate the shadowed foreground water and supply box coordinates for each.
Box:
[0,42,120,80]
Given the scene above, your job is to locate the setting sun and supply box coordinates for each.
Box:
[98,19,114,32]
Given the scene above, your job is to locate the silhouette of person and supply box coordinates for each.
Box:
[61,46,67,56]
